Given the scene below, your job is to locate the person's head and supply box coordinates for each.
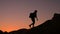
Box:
[34,10,37,13]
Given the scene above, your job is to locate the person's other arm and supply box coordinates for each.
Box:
[36,14,38,21]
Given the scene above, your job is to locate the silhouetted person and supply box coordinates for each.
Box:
[29,10,38,28]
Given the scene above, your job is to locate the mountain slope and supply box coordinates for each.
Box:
[8,13,60,34]
[0,13,60,34]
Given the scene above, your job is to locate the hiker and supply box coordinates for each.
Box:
[29,10,38,28]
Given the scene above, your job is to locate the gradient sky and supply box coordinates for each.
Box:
[0,0,60,32]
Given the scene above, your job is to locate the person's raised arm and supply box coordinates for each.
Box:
[36,13,38,21]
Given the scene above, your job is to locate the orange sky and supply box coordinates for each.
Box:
[0,0,60,32]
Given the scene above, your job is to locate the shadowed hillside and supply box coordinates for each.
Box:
[0,13,60,34]
[28,13,60,34]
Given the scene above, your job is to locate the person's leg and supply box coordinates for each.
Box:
[29,18,35,28]
[29,24,31,28]
[31,18,35,27]
[29,18,33,27]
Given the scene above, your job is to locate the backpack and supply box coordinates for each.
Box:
[29,13,33,18]
[29,13,36,18]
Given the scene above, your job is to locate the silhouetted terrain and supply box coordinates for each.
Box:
[0,13,60,34]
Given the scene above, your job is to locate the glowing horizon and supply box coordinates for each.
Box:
[0,0,60,32]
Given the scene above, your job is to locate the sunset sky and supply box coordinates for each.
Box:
[0,0,60,32]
